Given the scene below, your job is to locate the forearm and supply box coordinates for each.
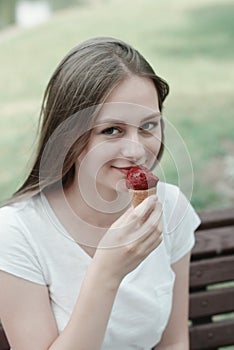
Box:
[49,262,121,350]
[153,343,188,350]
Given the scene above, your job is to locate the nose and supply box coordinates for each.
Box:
[120,133,145,162]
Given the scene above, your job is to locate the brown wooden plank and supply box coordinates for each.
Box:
[198,207,234,230]
[191,226,234,260]
[189,286,234,319]
[0,325,9,350]
[190,255,234,288]
[189,318,234,350]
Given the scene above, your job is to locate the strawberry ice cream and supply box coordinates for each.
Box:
[126,166,159,207]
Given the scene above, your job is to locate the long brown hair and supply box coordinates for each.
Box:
[12,37,169,202]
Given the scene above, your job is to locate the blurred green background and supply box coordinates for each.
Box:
[0,0,234,210]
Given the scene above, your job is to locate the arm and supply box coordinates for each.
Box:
[0,271,58,350]
[0,264,120,350]
[0,197,163,350]
[153,251,191,350]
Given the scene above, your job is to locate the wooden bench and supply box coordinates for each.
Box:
[189,207,234,350]
[0,207,234,350]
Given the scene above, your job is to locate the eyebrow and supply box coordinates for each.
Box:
[97,112,162,125]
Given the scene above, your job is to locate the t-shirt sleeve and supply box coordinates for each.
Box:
[0,207,46,285]
[163,185,201,264]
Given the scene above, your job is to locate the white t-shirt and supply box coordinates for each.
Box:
[0,182,200,349]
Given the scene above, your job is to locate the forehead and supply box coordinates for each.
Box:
[95,102,161,126]
[105,75,159,106]
[95,75,160,125]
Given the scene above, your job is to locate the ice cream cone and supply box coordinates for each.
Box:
[129,186,157,207]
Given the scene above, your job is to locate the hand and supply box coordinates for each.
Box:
[93,195,163,283]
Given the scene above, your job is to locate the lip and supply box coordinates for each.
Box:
[112,166,136,175]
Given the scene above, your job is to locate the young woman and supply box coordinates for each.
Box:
[0,37,200,350]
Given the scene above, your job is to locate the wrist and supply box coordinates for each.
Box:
[90,256,122,291]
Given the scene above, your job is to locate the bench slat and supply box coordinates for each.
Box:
[190,255,234,288]
[0,325,9,350]
[189,318,234,350]
[198,207,234,230]
[192,225,234,259]
[189,286,234,318]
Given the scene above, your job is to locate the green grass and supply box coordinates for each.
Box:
[0,0,234,210]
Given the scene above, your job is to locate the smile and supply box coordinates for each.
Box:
[112,166,135,175]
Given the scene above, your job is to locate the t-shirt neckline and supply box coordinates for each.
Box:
[39,191,93,262]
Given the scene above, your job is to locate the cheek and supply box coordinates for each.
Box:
[77,141,117,173]
[146,131,162,152]
[143,132,162,166]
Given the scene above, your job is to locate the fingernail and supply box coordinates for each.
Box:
[150,194,157,202]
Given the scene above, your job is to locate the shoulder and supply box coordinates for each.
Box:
[157,182,201,264]
[0,196,48,285]
[157,182,200,234]
[0,200,27,231]
[157,182,181,211]
[0,194,44,238]
[157,181,186,208]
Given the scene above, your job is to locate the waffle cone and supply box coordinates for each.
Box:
[129,186,157,207]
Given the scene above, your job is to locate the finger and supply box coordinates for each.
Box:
[143,219,163,247]
[133,195,157,222]
[113,195,157,230]
[108,196,158,247]
[110,206,133,229]
[142,218,163,245]
[145,232,163,255]
[134,228,163,260]
[138,203,163,240]
[123,207,162,246]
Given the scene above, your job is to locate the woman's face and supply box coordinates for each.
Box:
[76,75,162,200]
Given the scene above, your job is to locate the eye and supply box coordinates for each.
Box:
[102,127,121,135]
[140,121,159,131]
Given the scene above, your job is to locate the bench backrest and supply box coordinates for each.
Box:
[189,208,234,350]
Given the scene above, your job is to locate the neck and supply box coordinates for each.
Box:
[64,182,130,228]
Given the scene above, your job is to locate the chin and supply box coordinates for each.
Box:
[115,180,129,193]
